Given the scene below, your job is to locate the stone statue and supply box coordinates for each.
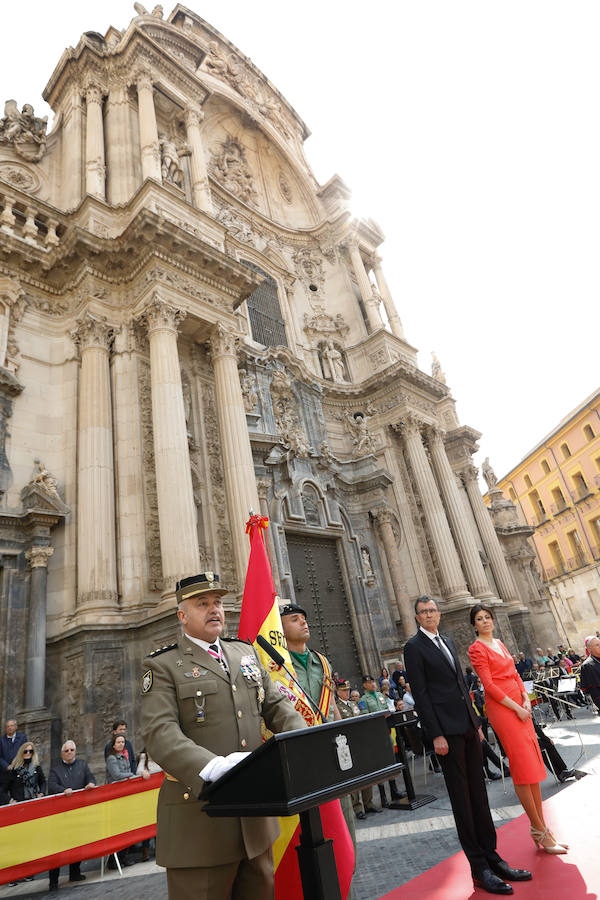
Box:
[482,457,498,490]
[205,41,229,78]
[239,368,258,412]
[345,410,376,458]
[159,133,186,188]
[321,341,346,382]
[431,351,447,384]
[361,547,374,578]
[210,138,257,206]
[0,100,47,161]
[31,458,60,499]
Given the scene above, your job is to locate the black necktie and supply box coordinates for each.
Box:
[208,643,228,674]
[435,635,456,671]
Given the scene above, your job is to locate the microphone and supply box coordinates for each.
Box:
[255,634,326,724]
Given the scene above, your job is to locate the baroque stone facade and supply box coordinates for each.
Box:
[0,4,558,769]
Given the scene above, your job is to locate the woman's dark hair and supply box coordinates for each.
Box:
[469,603,495,628]
[109,734,126,756]
[381,667,389,678]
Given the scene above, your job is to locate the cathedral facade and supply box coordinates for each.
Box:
[0,4,558,766]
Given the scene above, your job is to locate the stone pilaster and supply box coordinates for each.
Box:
[61,87,84,210]
[462,465,519,604]
[72,313,118,610]
[139,297,199,592]
[85,86,106,199]
[371,256,404,339]
[210,323,260,587]
[111,322,147,605]
[105,79,137,204]
[184,107,213,213]
[401,415,471,602]
[136,71,162,183]
[426,427,494,600]
[24,546,53,710]
[346,239,385,332]
[372,506,413,640]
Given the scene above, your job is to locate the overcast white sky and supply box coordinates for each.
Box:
[2,1,598,484]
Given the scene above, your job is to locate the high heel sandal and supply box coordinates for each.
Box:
[530,826,568,854]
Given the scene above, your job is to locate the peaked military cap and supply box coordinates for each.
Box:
[279,602,307,618]
[175,572,227,603]
[336,678,351,689]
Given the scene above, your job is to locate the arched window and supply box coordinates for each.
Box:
[242,261,288,348]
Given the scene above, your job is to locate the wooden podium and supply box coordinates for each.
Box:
[200,711,402,899]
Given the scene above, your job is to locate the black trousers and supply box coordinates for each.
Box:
[437,728,500,875]
[49,862,81,885]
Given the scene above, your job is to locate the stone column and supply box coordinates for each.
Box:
[105,81,137,204]
[346,239,385,332]
[72,313,118,609]
[371,256,404,339]
[462,465,519,604]
[256,478,281,594]
[62,87,84,210]
[427,427,494,600]
[24,546,54,710]
[184,107,213,213]
[85,86,106,199]
[210,323,260,587]
[401,415,471,602]
[372,506,413,639]
[140,298,199,591]
[136,71,162,183]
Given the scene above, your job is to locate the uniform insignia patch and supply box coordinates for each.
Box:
[184,667,207,678]
[142,670,153,693]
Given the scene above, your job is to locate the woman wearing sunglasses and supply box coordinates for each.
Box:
[7,741,46,802]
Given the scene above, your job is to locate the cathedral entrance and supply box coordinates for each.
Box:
[286,533,362,688]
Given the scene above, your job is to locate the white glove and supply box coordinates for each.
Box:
[200,751,250,783]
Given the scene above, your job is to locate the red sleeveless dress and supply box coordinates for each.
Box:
[468,639,546,785]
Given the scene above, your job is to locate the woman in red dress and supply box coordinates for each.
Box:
[468,604,568,854]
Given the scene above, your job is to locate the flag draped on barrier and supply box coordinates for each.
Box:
[238,514,354,900]
[0,773,162,886]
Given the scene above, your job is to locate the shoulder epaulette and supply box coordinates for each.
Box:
[222,636,252,645]
[148,642,178,658]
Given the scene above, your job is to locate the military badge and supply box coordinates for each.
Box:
[142,669,153,693]
[240,654,261,683]
[184,667,207,678]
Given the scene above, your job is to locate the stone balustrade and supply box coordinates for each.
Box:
[0,189,62,249]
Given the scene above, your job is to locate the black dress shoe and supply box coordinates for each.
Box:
[365,805,383,814]
[472,868,513,894]
[489,860,532,882]
[70,874,86,882]
[356,811,366,820]
[558,768,575,782]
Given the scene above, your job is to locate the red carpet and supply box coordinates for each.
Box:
[379,774,598,899]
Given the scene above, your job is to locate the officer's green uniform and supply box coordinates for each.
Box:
[141,634,305,891]
[358,688,389,714]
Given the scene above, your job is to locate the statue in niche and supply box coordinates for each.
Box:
[361,546,375,579]
[431,351,447,384]
[344,410,377,458]
[321,340,346,383]
[210,138,257,207]
[239,368,258,412]
[159,133,187,188]
[482,457,498,491]
[0,100,47,161]
[302,488,320,526]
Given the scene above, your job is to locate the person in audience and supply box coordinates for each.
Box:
[579,635,600,712]
[379,666,391,688]
[106,734,137,784]
[469,604,567,855]
[380,678,399,704]
[47,741,96,890]
[349,689,361,713]
[104,721,136,774]
[391,661,407,691]
[465,666,478,690]
[0,719,28,804]
[136,749,162,861]
[7,741,46,802]
[516,652,532,677]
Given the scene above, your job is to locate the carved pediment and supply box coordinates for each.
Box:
[21,483,69,515]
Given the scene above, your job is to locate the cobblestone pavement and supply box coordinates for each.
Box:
[2,709,598,900]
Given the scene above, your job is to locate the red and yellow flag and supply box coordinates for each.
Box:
[238,514,354,900]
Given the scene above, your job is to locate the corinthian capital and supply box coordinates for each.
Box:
[25,546,54,568]
[209,322,238,360]
[256,478,271,500]
[184,106,205,129]
[136,69,154,92]
[85,85,104,106]
[399,411,425,439]
[461,464,479,485]
[424,423,446,446]
[138,296,186,334]
[372,505,393,527]
[71,312,116,352]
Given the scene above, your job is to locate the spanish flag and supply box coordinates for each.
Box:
[238,514,354,900]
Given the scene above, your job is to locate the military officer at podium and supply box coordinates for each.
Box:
[141,572,306,900]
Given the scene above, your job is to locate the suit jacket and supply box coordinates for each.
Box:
[0,732,27,771]
[404,629,479,741]
[141,634,306,868]
[579,655,600,700]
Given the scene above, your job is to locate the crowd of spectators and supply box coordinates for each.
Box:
[0,717,160,889]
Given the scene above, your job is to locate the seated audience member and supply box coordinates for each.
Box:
[568,648,581,664]
[0,719,28,804]
[380,678,399,705]
[516,652,532,677]
[104,720,136,774]
[47,741,96,890]
[534,648,547,666]
[379,666,391,689]
[579,635,600,712]
[7,741,46,801]
[349,689,361,713]
[401,682,416,711]
[391,661,407,690]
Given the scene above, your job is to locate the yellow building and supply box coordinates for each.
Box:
[495,389,600,647]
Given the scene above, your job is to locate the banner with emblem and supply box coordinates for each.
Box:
[238,514,354,900]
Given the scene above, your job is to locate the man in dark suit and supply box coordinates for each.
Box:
[404,596,531,895]
[0,719,28,804]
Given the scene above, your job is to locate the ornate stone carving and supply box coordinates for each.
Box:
[0,164,39,192]
[63,653,84,742]
[278,171,292,203]
[138,296,186,334]
[0,100,47,161]
[216,203,256,245]
[361,546,376,583]
[30,459,61,500]
[482,457,498,490]
[238,368,258,412]
[25,546,54,568]
[303,310,349,341]
[301,486,320,525]
[341,409,377,458]
[139,359,163,591]
[159,132,188,187]
[210,322,238,360]
[93,649,123,746]
[256,477,270,500]
[431,351,447,384]
[0,276,27,372]
[320,340,347,383]
[270,368,311,458]
[210,137,258,207]
[292,248,325,292]
[71,312,115,353]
